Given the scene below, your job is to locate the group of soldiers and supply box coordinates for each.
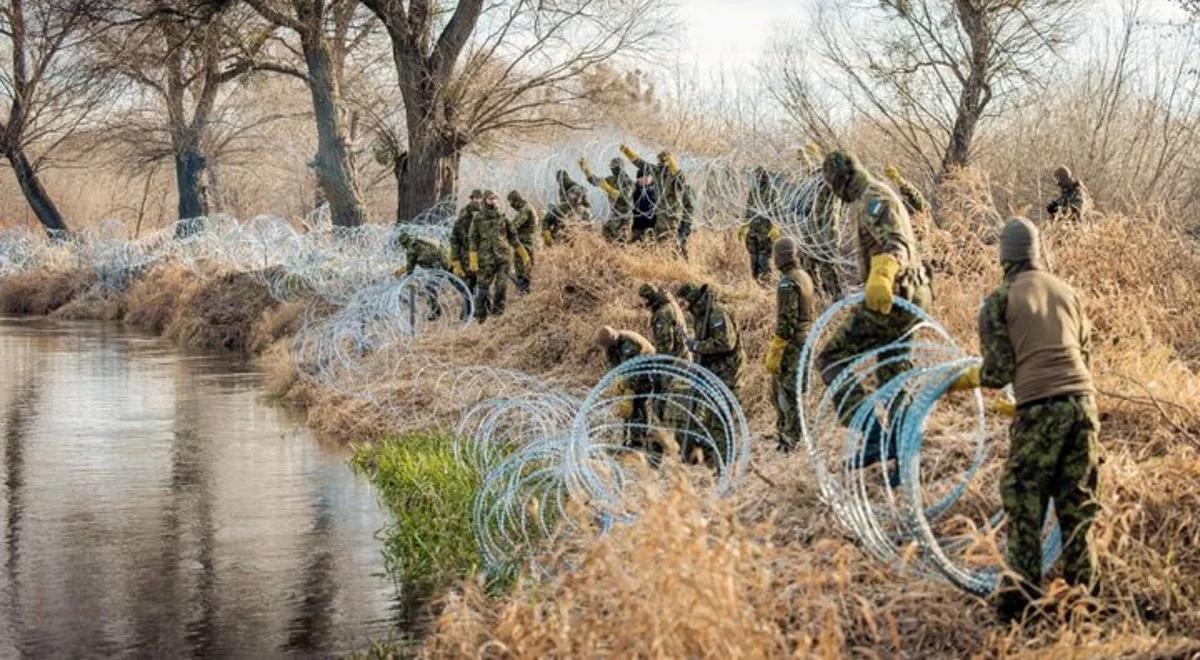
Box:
[395,145,1098,623]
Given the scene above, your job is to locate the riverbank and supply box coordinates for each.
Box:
[3,180,1200,656]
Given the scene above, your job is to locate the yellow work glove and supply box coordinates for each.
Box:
[449,259,464,277]
[737,224,749,241]
[613,377,635,419]
[468,251,479,273]
[578,157,591,177]
[764,335,788,375]
[664,153,679,175]
[516,244,531,268]
[767,225,782,242]
[948,365,981,392]
[864,253,901,314]
[542,229,553,247]
[598,180,620,201]
[991,398,1016,417]
[884,164,901,184]
[620,144,639,162]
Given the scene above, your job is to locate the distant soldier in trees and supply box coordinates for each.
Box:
[450,189,483,290]
[595,325,658,452]
[468,190,529,322]
[581,156,635,243]
[764,237,816,453]
[1046,166,1092,223]
[739,166,783,283]
[507,190,539,293]
[621,145,695,257]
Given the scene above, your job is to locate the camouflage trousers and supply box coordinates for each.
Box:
[602,213,632,243]
[998,394,1100,618]
[817,285,930,462]
[802,255,841,300]
[772,345,804,450]
[473,260,511,322]
[513,244,534,293]
[748,245,771,283]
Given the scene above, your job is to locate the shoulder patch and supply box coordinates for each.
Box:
[867,199,885,217]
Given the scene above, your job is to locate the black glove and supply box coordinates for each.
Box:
[686,339,699,354]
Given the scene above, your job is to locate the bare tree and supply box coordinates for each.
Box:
[242,0,377,227]
[361,0,670,221]
[98,2,272,235]
[803,0,1084,178]
[0,0,113,235]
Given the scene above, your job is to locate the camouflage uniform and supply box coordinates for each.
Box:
[451,194,482,291]
[816,154,932,466]
[625,149,694,256]
[639,283,692,426]
[977,253,1098,620]
[542,202,577,246]
[744,171,780,282]
[586,159,635,243]
[771,250,816,451]
[396,233,451,320]
[1046,170,1092,223]
[678,283,744,464]
[807,184,843,299]
[886,167,931,246]
[468,200,520,322]
[508,191,539,293]
[556,170,591,222]
[598,327,657,451]
[631,162,658,243]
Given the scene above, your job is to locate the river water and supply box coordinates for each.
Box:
[0,317,399,658]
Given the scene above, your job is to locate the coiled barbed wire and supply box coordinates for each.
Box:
[463,355,751,572]
[798,293,1061,596]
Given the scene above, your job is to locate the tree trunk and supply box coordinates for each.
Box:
[397,131,460,222]
[174,146,207,238]
[301,35,367,228]
[943,1,992,175]
[4,147,68,237]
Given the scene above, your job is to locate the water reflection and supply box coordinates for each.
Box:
[0,317,397,657]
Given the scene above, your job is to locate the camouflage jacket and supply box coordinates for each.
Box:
[775,266,816,347]
[648,293,691,361]
[587,171,635,216]
[468,206,519,263]
[510,205,540,251]
[850,176,921,287]
[1047,180,1092,220]
[404,236,450,273]
[746,215,776,251]
[690,289,740,359]
[631,158,694,222]
[810,185,842,243]
[894,178,927,215]
[542,202,578,243]
[451,201,481,263]
[558,172,590,209]
[745,179,779,221]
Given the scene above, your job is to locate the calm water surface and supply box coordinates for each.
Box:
[0,317,398,658]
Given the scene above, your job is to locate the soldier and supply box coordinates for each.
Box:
[947,217,1098,623]
[677,282,745,464]
[541,201,577,247]
[816,150,932,474]
[395,231,453,320]
[468,190,529,322]
[638,283,691,361]
[801,151,843,299]
[507,190,539,293]
[450,189,483,291]
[630,161,658,242]
[739,166,782,283]
[556,169,591,222]
[764,237,816,453]
[1046,166,1092,223]
[581,157,634,243]
[595,325,658,453]
[621,145,695,256]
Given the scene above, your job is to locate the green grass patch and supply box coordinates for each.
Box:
[351,432,481,596]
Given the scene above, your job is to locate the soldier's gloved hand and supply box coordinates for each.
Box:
[542,229,553,247]
[449,259,464,278]
[468,251,479,273]
[736,224,749,241]
[767,226,782,242]
[578,157,591,175]
[599,180,620,201]
[947,365,981,392]
[764,335,787,375]
[516,244,531,268]
[864,253,900,314]
[620,144,638,162]
[991,397,1016,417]
[1046,202,1059,215]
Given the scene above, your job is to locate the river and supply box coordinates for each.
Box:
[0,317,398,658]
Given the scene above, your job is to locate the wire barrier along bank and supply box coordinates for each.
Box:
[798,293,1062,596]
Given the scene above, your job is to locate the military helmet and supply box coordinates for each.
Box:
[657,150,672,164]
[395,231,414,247]
[823,150,862,199]
[507,189,524,205]
[1053,166,1072,185]
[883,164,901,183]
[637,282,659,302]
[773,236,798,264]
[469,188,483,200]
[609,157,623,171]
